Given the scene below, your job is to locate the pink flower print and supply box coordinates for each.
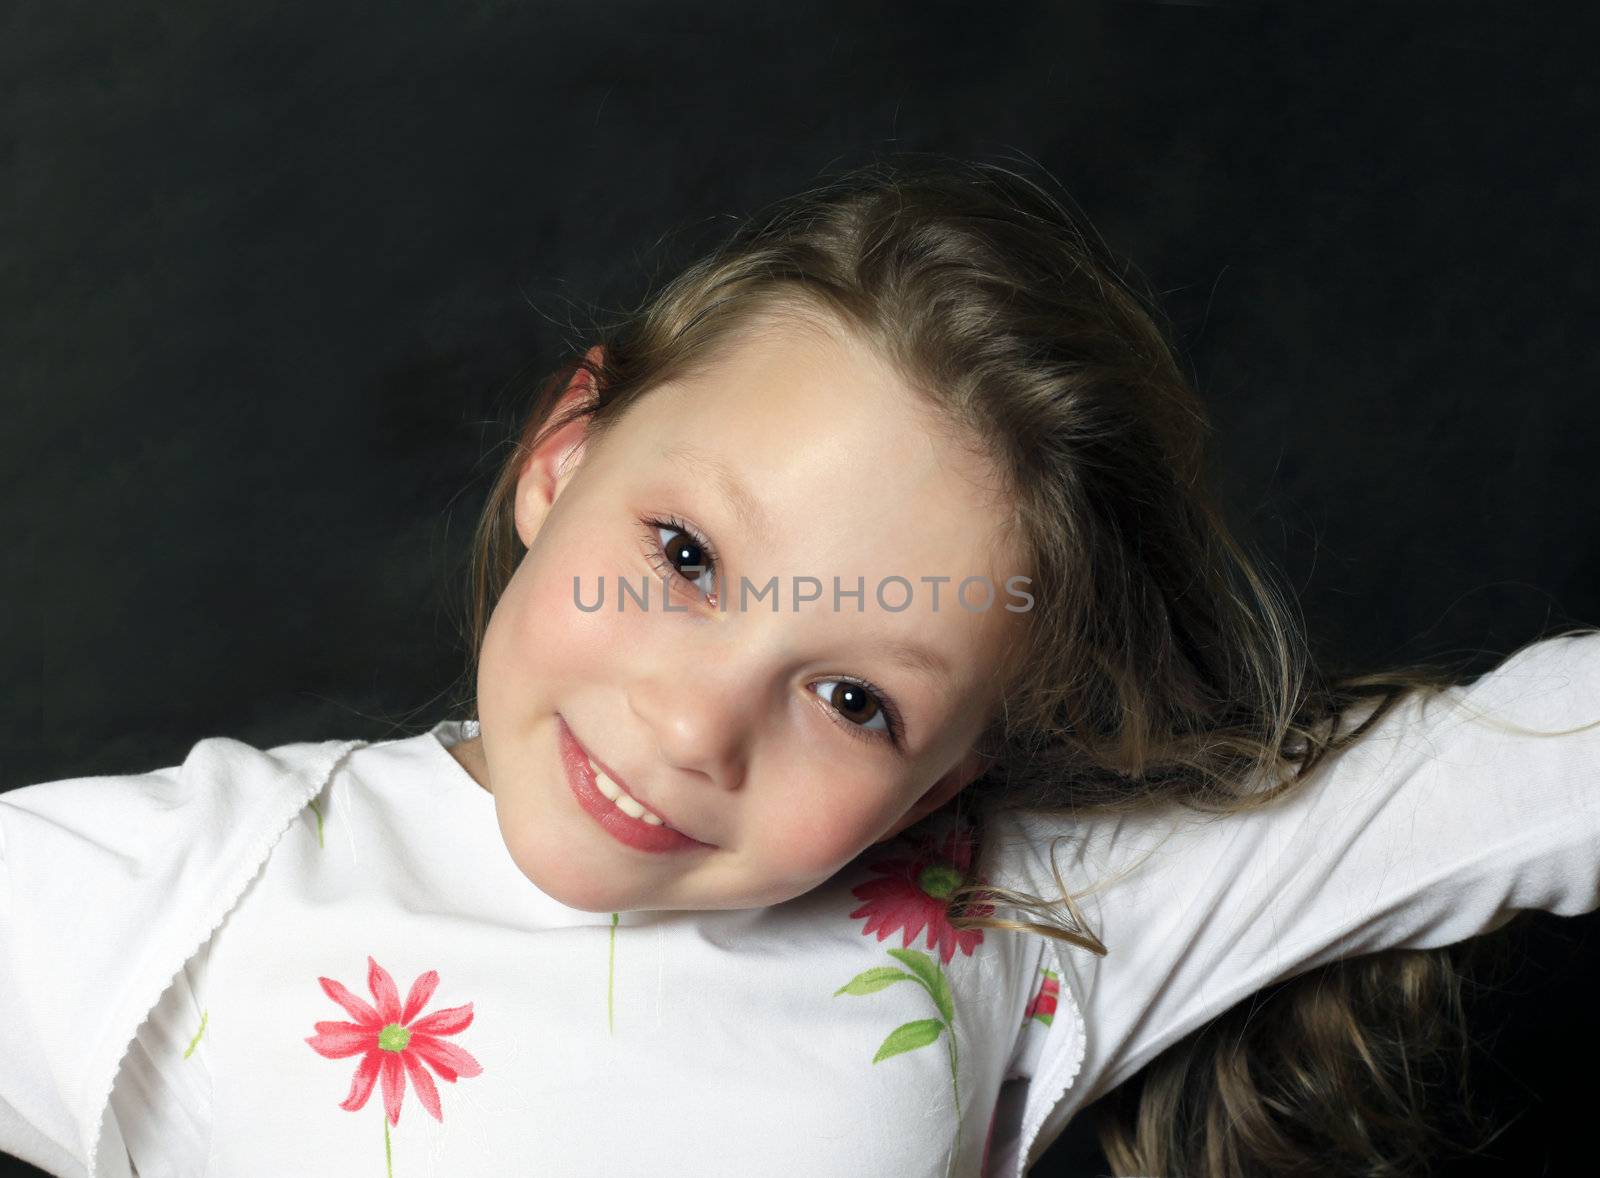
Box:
[306,956,483,1127]
[848,822,996,965]
[1024,967,1060,1026]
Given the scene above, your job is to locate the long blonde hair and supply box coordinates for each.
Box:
[452,153,1574,1174]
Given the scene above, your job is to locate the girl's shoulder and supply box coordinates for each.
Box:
[0,731,365,1177]
[1,731,365,922]
[2,732,361,842]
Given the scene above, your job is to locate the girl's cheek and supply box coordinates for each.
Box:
[767,777,892,882]
[520,545,628,654]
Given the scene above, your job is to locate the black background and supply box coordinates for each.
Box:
[5,2,1599,1174]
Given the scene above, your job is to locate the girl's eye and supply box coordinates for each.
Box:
[640,514,907,751]
[642,516,719,602]
[813,679,906,749]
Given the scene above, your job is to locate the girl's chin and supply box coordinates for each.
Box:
[506,851,624,912]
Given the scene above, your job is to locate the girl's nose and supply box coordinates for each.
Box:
[626,649,759,791]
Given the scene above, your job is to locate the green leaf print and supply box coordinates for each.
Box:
[833,966,916,997]
[886,948,954,1024]
[835,944,966,1172]
[872,1017,945,1063]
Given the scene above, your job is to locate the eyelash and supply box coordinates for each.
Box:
[638,513,908,749]
[640,513,723,599]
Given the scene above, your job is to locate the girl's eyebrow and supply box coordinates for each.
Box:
[658,441,952,685]
[878,638,952,683]
[659,441,775,536]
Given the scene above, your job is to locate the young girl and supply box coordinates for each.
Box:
[3,156,1598,1178]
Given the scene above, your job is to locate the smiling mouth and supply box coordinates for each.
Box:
[556,715,714,852]
[584,754,672,826]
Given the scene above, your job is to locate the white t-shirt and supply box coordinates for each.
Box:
[4,633,1600,1177]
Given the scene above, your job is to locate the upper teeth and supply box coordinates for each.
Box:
[590,761,666,826]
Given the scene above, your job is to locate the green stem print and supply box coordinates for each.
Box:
[834,946,965,1176]
[382,1111,393,1178]
[307,798,325,848]
[608,911,620,1034]
[182,1009,208,1059]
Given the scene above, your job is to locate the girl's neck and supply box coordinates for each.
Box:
[447,734,493,795]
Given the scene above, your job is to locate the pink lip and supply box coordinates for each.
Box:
[556,715,713,854]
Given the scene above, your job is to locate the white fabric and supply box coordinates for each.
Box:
[3,725,1046,1177]
[2,633,1599,1176]
[0,735,362,1177]
[997,631,1600,1174]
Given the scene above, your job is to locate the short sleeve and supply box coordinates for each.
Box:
[0,758,204,1178]
[1,814,91,1176]
[107,941,216,1176]
[982,942,1085,1178]
[1001,631,1600,1172]
[978,816,1094,1178]
[1,734,355,1178]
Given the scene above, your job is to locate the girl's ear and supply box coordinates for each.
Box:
[513,345,606,548]
[871,744,992,846]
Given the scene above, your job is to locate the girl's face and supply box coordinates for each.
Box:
[464,310,1029,912]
